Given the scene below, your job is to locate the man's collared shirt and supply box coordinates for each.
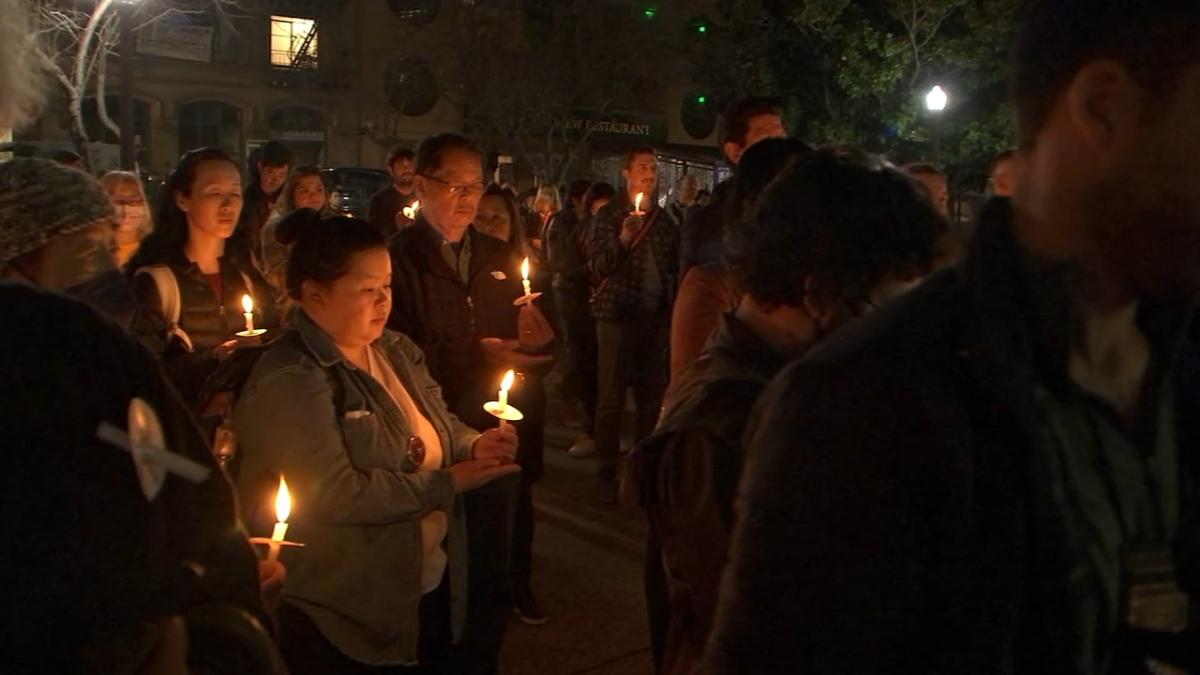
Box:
[439,230,471,286]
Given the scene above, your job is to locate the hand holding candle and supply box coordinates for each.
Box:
[471,422,519,464]
[237,294,267,337]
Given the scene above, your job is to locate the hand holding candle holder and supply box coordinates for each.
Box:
[513,257,543,307]
[236,294,267,339]
[483,369,524,428]
[250,476,304,563]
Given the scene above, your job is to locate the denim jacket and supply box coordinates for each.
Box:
[234,310,480,666]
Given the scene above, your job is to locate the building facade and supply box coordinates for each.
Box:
[23,0,724,189]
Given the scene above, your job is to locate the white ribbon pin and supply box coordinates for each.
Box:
[97,397,211,502]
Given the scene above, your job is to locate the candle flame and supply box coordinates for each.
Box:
[402,201,421,219]
[521,257,530,281]
[275,476,291,523]
[241,294,254,314]
[501,369,515,393]
[635,192,644,211]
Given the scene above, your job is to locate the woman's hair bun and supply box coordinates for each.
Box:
[275,207,324,246]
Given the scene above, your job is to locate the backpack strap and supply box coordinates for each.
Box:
[135,265,194,352]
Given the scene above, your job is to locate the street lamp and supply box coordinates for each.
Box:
[925,85,948,113]
[118,0,141,171]
[924,85,947,163]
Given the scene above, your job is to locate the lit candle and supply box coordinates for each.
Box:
[402,200,421,220]
[267,476,291,563]
[521,257,532,299]
[483,368,524,424]
[241,294,256,334]
[634,192,644,213]
[498,369,514,410]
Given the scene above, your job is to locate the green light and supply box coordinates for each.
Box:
[697,95,707,104]
[698,24,707,33]
[643,7,656,18]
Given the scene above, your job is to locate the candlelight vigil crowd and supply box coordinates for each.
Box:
[5,0,1200,673]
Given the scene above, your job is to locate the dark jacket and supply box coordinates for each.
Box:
[387,220,524,428]
[129,250,279,403]
[234,311,480,666]
[636,313,785,675]
[1,283,264,666]
[587,193,680,322]
[702,199,1200,674]
[544,208,589,291]
[669,261,741,386]
[681,179,733,274]
[369,185,417,241]
[240,183,280,271]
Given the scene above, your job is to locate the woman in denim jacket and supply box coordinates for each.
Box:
[234,210,520,673]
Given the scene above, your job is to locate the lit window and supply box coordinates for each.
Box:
[270,16,318,69]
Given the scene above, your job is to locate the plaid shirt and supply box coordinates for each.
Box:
[586,193,680,321]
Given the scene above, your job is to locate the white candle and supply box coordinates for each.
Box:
[267,476,291,563]
[498,369,514,410]
[521,257,532,298]
[241,294,256,334]
[634,192,644,213]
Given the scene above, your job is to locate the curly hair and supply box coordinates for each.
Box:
[726,148,946,309]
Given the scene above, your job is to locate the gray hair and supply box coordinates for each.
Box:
[0,0,46,132]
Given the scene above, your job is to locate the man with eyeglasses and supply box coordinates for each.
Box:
[387,132,551,674]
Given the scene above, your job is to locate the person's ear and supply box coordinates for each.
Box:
[414,175,428,201]
[301,279,325,307]
[621,166,631,185]
[1064,59,1143,169]
[801,275,833,323]
[723,141,744,165]
[173,190,190,213]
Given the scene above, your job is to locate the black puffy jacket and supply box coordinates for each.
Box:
[129,249,279,403]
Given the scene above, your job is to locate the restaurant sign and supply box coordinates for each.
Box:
[567,109,667,144]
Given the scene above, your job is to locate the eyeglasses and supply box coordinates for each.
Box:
[420,173,485,198]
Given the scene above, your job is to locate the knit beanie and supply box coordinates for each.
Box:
[0,157,114,263]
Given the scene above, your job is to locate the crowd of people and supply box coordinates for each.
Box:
[3,0,1200,673]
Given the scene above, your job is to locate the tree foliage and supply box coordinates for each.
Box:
[691,0,1021,189]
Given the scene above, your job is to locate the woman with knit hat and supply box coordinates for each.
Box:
[0,157,139,325]
[127,147,280,404]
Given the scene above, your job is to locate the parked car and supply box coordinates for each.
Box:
[323,167,390,220]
